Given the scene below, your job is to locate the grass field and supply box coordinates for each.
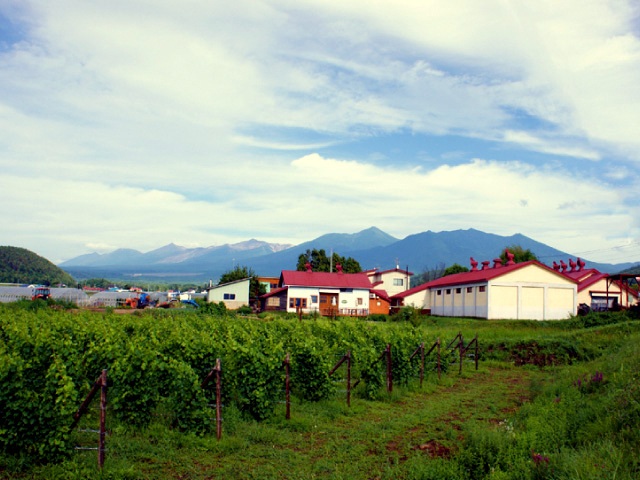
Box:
[1,305,639,479]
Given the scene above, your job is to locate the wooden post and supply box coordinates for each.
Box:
[98,369,107,470]
[346,351,351,407]
[410,342,425,388]
[458,334,464,375]
[329,351,352,407]
[419,342,425,387]
[285,353,291,420]
[474,334,479,371]
[71,376,102,430]
[437,338,441,379]
[215,359,222,440]
[386,344,393,393]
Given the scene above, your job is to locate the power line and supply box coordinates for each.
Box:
[537,240,640,261]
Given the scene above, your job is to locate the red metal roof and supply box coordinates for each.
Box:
[260,286,288,298]
[280,270,373,289]
[574,272,608,292]
[392,260,577,299]
[370,289,392,302]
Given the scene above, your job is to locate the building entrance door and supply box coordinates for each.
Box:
[320,293,339,316]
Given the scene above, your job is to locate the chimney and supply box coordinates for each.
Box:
[577,258,585,271]
[553,261,560,271]
[305,262,312,273]
[493,258,502,268]
[481,260,490,270]
[336,263,343,274]
[569,258,577,272]
[560,260,567,272]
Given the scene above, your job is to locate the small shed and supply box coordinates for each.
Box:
[206,278,250,309]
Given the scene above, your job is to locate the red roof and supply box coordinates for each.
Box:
[574,272,608,292]
[393,260,576,299]
[280,270,373,289]
[575,273,639,298]
[562,268,600,282]
[370,289,392,302]
[260,286,288,299]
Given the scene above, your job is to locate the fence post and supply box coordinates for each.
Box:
[329,351,352,407]
[419,342,425,387]
[474,334,479,371]
[98,369,107,470]
[347,351,351,407]
[71,369,108,470]
[459,334,464,375]
[284,353,291,420]
[437,338,441,379]
[215,359,222,440]
[386,344,393,393]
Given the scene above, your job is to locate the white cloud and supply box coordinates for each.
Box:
[503,130,601,160]
[2,153,634,264]
[0,0,639,266]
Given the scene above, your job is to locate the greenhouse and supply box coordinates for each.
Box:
[0,286,89,306]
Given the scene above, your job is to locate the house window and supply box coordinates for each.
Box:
[467,287,473,293]
[446,289,451,295]
[455,288,461,294]
[393,278,404,286]
[223,293,236,300]
[479,286,486,293]
[310,295,318,304]
[267,297,279,307]
[289,298,307,308]
[437,290,442,296]
[357,297,363,305]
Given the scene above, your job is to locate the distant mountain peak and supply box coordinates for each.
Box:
[58,228,637,282]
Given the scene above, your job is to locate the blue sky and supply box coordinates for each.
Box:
[1,0,639,266]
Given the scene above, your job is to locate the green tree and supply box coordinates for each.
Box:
[219,265,266,299]
[443,263,469,277]
[411,262,446,287]
[0,246,76,286]
[500,245,538,264]
[296,249,362,273]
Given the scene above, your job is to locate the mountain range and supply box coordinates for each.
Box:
[59,227,639,283]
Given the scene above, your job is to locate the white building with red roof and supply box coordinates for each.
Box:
[365,266,413,296]
[260,264,373,316]
[552,258,639,310]
[393,257,578,320]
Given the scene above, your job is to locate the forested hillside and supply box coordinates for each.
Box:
[0,246,75,285]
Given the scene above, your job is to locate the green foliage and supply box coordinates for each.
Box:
[2,303,639,478]
[290,341,335,401]
[236,305,253,315]
[296,248,362,273]
[500,244,538,264]
[0,246,76,286]
[411,262,446,287]
[199,301,228,316]
[391,306,423,326]
[218,265,266,299]
[443,263,469,276]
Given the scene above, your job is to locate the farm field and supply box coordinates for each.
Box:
[1,303,639,479]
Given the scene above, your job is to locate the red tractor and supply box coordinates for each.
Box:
[32,287,51,301]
